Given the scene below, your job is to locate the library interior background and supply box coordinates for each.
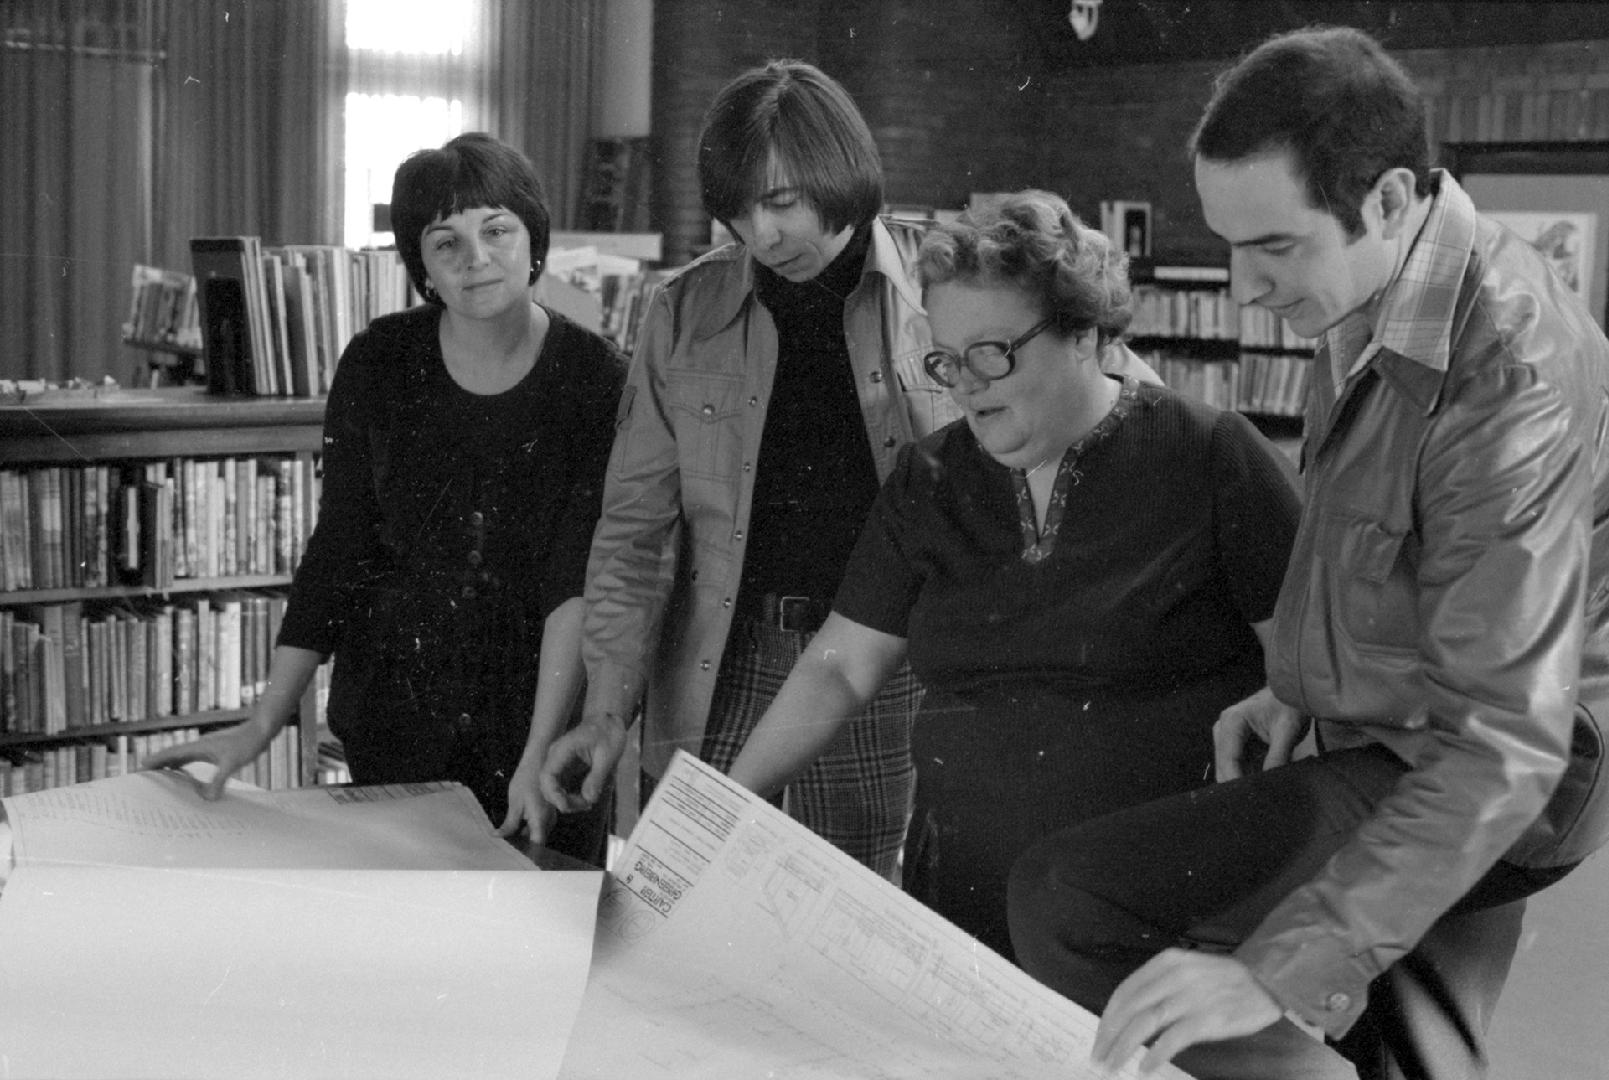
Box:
[3,2,1609,1077]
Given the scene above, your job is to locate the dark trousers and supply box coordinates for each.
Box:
[1007,745,1570,1080]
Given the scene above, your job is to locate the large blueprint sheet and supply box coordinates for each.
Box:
[559,750,1191,1080]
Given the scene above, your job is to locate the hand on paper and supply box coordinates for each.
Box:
[140,716,276,799]
[1094,949,1284,1075]
[499,749,558,842]
[539,712,626,813]
[1213,686,1309,781]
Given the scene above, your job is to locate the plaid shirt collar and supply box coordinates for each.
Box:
[1326,170,1477,390]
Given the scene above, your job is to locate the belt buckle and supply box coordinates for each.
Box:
[776,594,812,632]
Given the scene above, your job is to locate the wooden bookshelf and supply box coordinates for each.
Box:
[0,389,326,793]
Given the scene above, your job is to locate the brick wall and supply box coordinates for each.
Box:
[1034,37,1609,264]
[649,0,1043,264]
[650,2,1609,267]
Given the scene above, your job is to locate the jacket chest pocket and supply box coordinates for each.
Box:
[892,346,961,437]
[666,374,747,481]
[1330,511,1420,652]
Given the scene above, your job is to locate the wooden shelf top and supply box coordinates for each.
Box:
[1,387,325,464]
[0,386,324,436]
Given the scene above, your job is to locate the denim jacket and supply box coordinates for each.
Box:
[581,217,959,777]
[1241,173,1609,1035]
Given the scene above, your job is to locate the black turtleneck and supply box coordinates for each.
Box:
[740,222,882,610]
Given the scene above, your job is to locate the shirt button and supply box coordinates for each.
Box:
[699,660,711,671]
[883,436,897,447]
[869,370,883,383]
[467,550,482,566]
[742,462,752,472]
[733,530,744,541]
[749,396,759,407]
[702,403,715,416]
[722,597,732,607]
[1324,992,1351,1012]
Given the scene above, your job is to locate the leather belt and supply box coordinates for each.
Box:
[739,592,830,633]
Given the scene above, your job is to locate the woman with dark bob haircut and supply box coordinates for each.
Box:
[149,133,625,867]
[728,189,1302,959]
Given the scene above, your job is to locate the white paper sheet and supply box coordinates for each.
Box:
[0,865,601,1080]
[0,771,603,1080]
[1,769,533,871]
[558,750,1191,1080]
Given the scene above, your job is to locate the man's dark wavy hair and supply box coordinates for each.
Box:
[1190,25,1432,238]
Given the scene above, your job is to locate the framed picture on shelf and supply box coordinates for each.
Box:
[1444,141,1609,330]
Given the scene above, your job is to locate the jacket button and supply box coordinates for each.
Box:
[699,660,711,671]
[733,530,743,541]
[749,396,759,406]
[701,404,715,416]
[1324,992,1351,1012]
[722,597,731,607]
[457,712,473,730]
[467,550,482,566]
[884,436,897,447]
[743,461,752,472]
[461,586,476,599]
[870,370,883,383]
[470,511,484,526]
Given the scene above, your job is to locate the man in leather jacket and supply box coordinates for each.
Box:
[1008,26,1609,1080]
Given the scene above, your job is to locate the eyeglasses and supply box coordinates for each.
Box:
[922,316,1056,388]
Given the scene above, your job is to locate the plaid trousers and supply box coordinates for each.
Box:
[699,616,920,881]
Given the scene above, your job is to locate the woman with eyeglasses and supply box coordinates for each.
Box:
[730,189,1301,960]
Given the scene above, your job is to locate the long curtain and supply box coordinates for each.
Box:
[495,0,605,231]
[0,0,159,385]
[157,1,343,268]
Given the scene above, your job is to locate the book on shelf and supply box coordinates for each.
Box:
[191,237,414,398]
[122,264,202,355]
[191,236,264,396]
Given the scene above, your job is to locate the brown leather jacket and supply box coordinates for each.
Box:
[1241,173,1609,1034]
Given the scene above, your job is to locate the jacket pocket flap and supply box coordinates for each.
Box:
[1343,518,1407,586]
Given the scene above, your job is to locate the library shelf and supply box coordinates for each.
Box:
[1127,262,1314,425]
[1,388,326,794]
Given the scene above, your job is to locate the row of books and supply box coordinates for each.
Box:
[0,724,303,797]
[1239,304,1320,350]
[1143,351,1314,419]
[1130,284,1240,341]
[123,264,203,355]
[2,592,290,736]
[1130,284,1322,352]
[190,238,414,398]
[0,454,320,593]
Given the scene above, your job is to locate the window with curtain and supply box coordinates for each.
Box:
[342,0,495,249]
[0,0,600,384]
